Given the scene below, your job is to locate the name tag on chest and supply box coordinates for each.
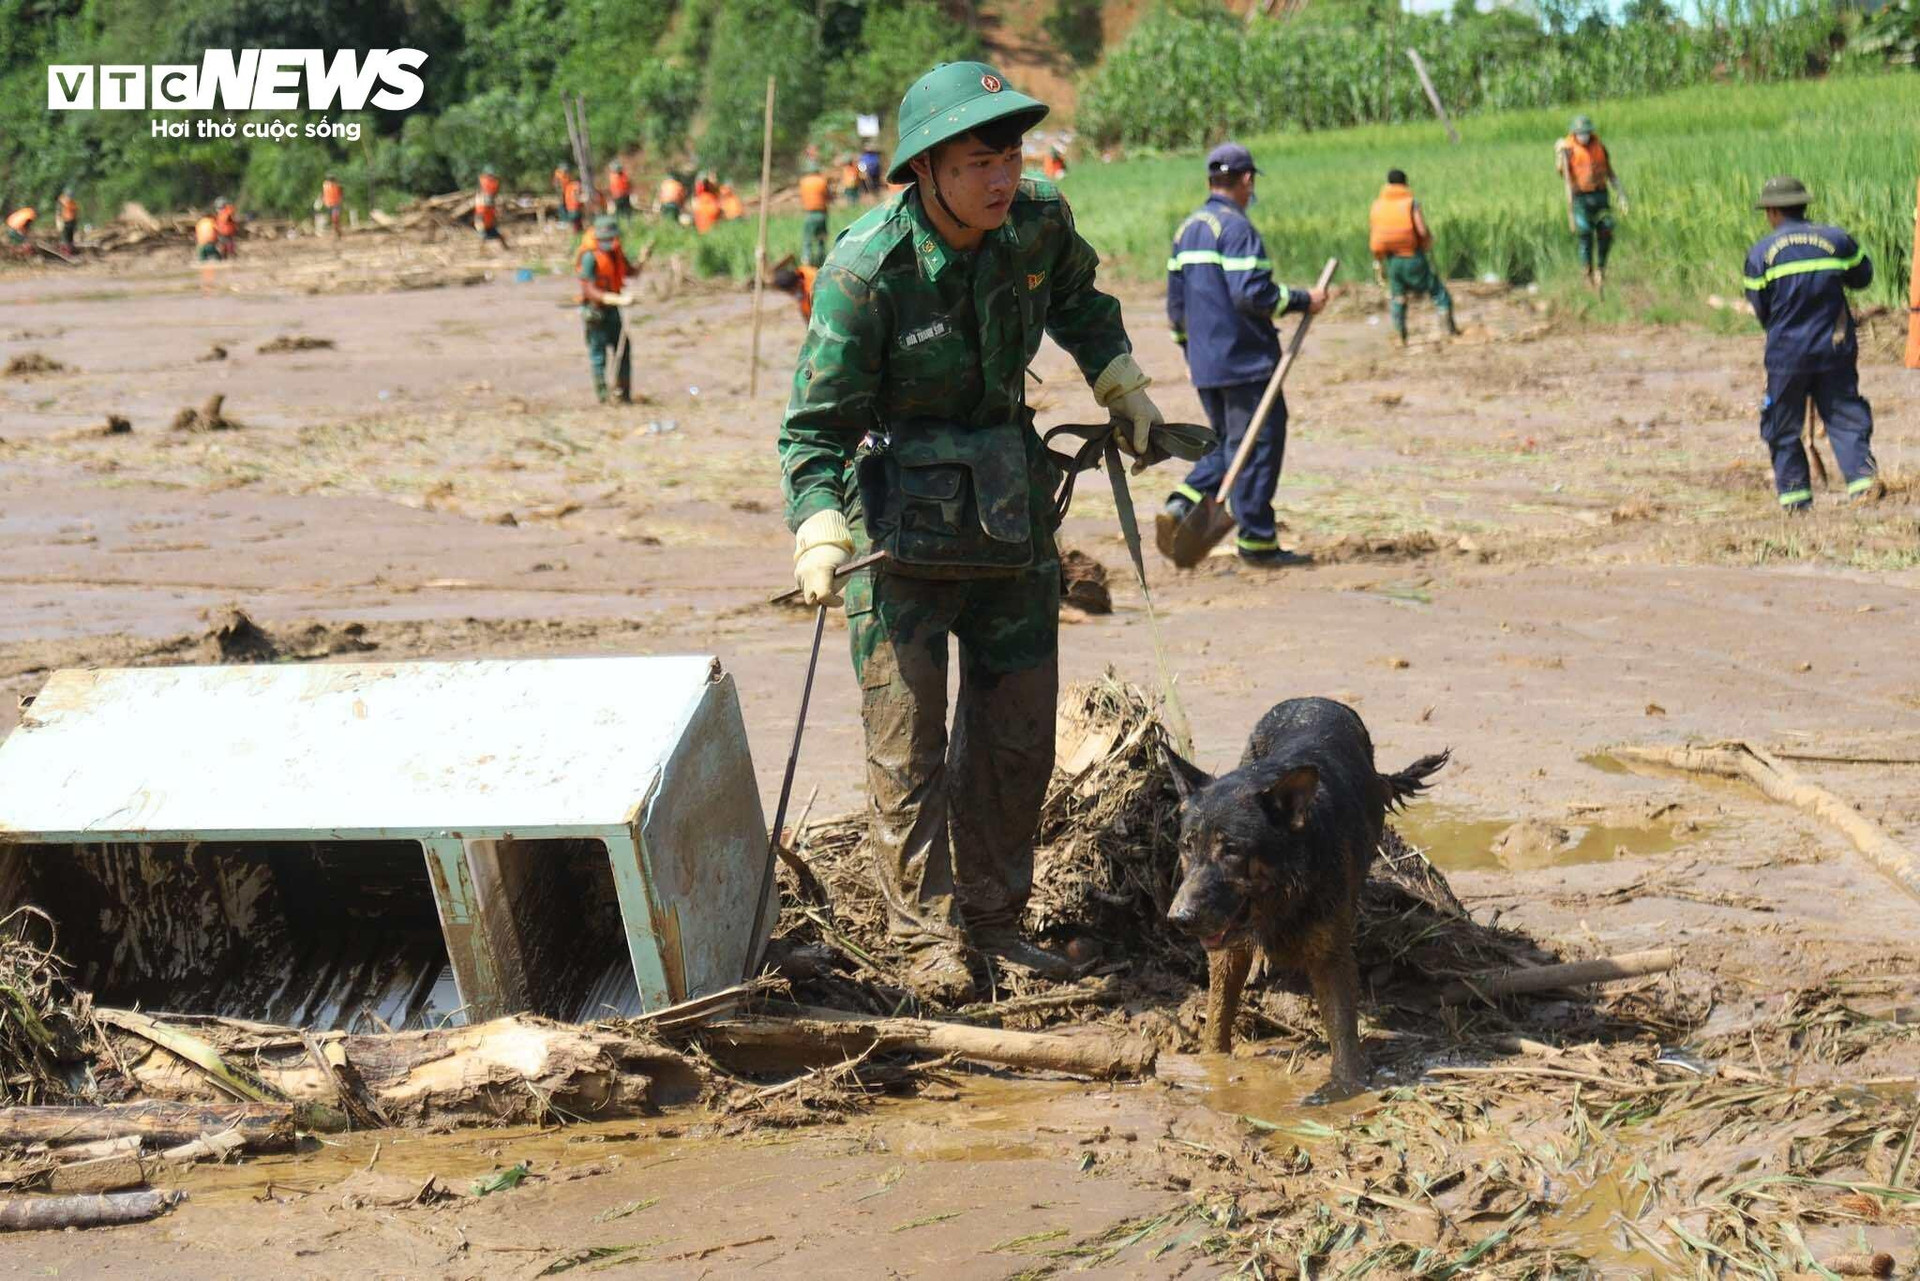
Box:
[897,319,954,351]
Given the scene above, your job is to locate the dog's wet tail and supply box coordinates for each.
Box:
[1381,749,1450,810]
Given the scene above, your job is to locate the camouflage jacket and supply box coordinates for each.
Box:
[778,179,1131,533]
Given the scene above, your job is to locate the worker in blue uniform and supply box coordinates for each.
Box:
[1742,175,1881,510]
[1161,143,1329,567]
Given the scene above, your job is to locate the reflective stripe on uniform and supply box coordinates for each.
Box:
[1173,483,1206,505]
[1847,475,1879,494]
[1166,249,1272,272]
[1236,534,1279,551]
[1742,250,1866,291]
[1777,489,1813,506]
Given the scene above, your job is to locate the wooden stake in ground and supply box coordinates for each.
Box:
[1612,741,1920,906]
[1907,173,1919,370]
[1404,48,1459,145]
[748,75,776,399]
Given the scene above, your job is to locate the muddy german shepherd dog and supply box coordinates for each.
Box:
[1166,698,1447,1094]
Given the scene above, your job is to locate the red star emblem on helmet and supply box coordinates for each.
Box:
[981,74,1002,92]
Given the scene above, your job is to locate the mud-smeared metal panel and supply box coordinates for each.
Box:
[635,671,772,1004]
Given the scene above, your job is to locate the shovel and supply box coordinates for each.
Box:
[1161,257,1337,569]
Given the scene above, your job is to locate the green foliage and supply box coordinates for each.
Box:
[695,0,821,178]
[1042,0,1103,68]
[826,0,980,120]
[1055,74,1913,327]
[1849,0,1920,65]
[631,59,701,158]
[1078,4,1847,148]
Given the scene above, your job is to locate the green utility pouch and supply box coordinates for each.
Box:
[857,420,1033,577]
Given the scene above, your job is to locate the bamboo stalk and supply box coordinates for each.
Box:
[96,1009,285,1103]
[748,75,776,399]
[1429,948,1676,1007]
[1611,741,1920,905]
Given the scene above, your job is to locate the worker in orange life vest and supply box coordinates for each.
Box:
[657,173,685,222]
[1555,114,1627,289]
[607,161,633,215]
[797,164,831,266]
[474,166,508,248]
[772,261,817,324]
[717,182,745,222]
[560,168,585,233]
[193,212,220,262]
[320,174,343,238]
[213,197,239,258]
[689,182,721,234]
[4,205,34,257]
[577,214,642,403]
[56,190,80,251]
[1369,168,1456,344]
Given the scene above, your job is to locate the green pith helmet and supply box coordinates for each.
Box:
[481,165,496,178]
[1570,114,1595,138]
[593,214,621,240]
[1755,175,1812,209]
[887,61,1048,184]
[610,160,624,173]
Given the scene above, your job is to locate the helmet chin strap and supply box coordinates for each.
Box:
[926,165,973,232]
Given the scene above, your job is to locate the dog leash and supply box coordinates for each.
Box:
[1045,419,1207,757]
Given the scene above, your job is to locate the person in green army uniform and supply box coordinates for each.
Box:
[576,214,640,403]
[777,61,1168,1001]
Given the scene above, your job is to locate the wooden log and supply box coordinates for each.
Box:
[1431,948,1675,1007]
[0,1189,180,1232]
[1612,741,1920,905]
[36,1136,141,1163]
[159,1129,246,1164]
[0,1103,293,1151]
[703,1005,1157,1080]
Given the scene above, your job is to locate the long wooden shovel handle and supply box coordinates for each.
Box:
[1216,258,1338,518]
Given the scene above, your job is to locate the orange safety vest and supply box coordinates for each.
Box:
[718,187,744,221]
[1368,183,1422,257]
[795,264,817,323]
[1560,135,1610,193]
[553,167,568,192]
[576,233,628,302]
[1043,154,1065,180]
[195,215,218,245]
[659,177,685,206]
[58,195,78,222]
[608,170,631,199]
[478,173,500,198]
[840,163,860,190]
[321,179,342,208]
[798,173,829,213]
[6,207,34,233]
[690,190,721,233]
[563,178,583,213]
[215,204,237,235]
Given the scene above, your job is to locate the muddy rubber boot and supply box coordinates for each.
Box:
[1238,546,1313,569]
[971,929,1081,981]
[903,943,976,1005]
[1850,476,1887,506]
[1154,493,1193,563]
[1441,309,1459,338]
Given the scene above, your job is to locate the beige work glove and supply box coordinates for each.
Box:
[793,509,854,607]
[1091,353,1164,458]
[602,290,634,307]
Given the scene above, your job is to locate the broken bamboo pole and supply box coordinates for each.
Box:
[0,1189,181,1232]
[1404,48,1459,145]
[1612,741,1920,906]
[747,74,776,399]
[704,1005,1156,1080]
[0,1103,294,1151]
[1431,948,1675,1007]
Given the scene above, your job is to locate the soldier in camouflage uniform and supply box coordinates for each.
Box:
[777,61,1167,1001]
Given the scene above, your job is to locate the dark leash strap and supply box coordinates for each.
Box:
[1042,418,1206,756]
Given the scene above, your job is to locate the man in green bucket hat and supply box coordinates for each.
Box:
[776,61,1170,1001]
[1743,175,1880,509]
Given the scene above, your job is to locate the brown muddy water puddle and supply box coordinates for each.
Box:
[153,1054,1687,1272]
[1398,800,1697,872]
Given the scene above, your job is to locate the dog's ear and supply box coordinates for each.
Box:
[1260,766,1318,831]
[1162,747,1213,801]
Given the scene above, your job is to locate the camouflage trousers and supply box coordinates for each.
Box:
[845,564,1060,945]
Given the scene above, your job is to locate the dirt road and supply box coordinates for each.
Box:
[1,229,1916,1273]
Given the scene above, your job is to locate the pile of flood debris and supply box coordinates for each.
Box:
[768,674,1584,1056]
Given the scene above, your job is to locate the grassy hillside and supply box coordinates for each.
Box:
[682,74,1914,334]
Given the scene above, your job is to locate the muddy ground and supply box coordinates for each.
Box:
[1,225,1917,1276]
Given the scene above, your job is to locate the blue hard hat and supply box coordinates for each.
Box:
[1206,142,1260,176]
